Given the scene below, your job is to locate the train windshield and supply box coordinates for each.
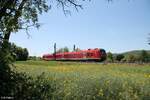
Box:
[100,49,106,55]
[99,49,106,61]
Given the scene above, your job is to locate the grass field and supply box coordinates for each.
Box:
[14,60,150,100]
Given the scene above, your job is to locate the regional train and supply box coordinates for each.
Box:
[42,48,106,62]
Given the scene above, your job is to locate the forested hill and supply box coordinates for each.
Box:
[107,50,150,62]
[112,50,150,55]
[122,50,150,56]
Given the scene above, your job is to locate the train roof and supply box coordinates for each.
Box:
[43,48,105,56]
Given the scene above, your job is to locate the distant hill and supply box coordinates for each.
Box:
[107,50,150,62]
[122,50,150,56]
[111,50,150,55]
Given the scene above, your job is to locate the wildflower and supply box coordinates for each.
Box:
[105,80,110,86]
[144,74,150,78]
[98,89,103,96]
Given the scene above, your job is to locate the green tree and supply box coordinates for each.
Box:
[10,43,29,61]
[115,54,124,62]
[56,47,69,53]
[125,54,136,63]
[107,52,114,62]
[0,0,86,43]
[22,48,29,60]
[0,0,88,97]
[140,50,149,62]
[63,47,69,52]
[15,47,29,61]
[75,48,81,51]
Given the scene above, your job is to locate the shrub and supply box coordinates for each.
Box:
[0,42,54,99]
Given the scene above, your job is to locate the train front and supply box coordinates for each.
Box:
[99,49,107,61]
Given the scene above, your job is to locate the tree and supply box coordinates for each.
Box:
[56,47,69,53]
[140,50,149,62]
[11,43,29,61]
[15,47,29,61]
[115,54,124,62]
[0,0,87,43]
[0,0,88,97]
[75,48,81,51]
[107,52,114,62]
[22,48,29,60]
[124,54,136,63]
[63,47,69,52]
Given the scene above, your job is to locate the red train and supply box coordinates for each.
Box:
[43,48,106,62]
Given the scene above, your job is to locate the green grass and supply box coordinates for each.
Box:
[14,60,150,100]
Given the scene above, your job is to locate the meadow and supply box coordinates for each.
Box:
[14,61,150,100]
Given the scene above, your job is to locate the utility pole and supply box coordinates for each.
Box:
[73,44,76,51]
[54,43,56,60]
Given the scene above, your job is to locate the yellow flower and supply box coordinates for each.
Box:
[144,74,150,78]
[98,89,103,96]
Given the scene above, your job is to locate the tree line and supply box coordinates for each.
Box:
[0,42,29,61]
[107,50,150,63]
[11,43,29,61]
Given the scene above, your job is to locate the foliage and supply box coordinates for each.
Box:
[0,42,52,99]
[75,48,81,52]
[115,54,124,62]
[122,54,136,63]
[0,0,48,43]
[107,52,114,62]
[28,56,41,61]
[140,50,149,63]
[14,61,150,100]
[111,50,150,63]
[0,70,55,99]
[0,42,14,65]
[0,0,87,42]
[11,43,29,61]
[56,47,69,53]
[0,0,89,98]
[13,72,55,100]
[0,0,90,99]
[0,0,49,95]
[0,42,53,99]
[0,41,15,97]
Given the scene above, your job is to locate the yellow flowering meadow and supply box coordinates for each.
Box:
[14,61,150,100]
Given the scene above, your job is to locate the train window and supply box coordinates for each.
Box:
[87,53,93,57]
[90,53,93,56]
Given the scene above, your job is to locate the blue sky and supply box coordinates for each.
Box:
[10,0,150,56]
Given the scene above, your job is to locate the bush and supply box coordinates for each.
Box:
[0,71,55,99]
[107,52,114,63]
[0,42,54,99]
[12,72,55,100]
[115,54,124,62]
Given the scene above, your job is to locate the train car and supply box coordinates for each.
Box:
[42,54,55,61]
[42,48,106,62]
